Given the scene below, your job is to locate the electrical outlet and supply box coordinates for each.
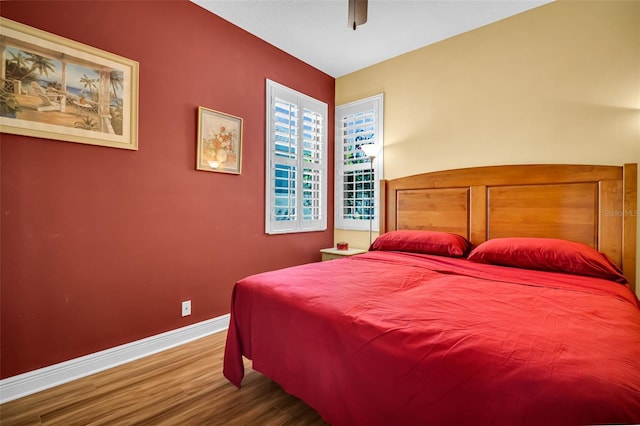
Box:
[182,300,191,317]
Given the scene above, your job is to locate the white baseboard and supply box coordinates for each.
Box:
[0,314,230,404]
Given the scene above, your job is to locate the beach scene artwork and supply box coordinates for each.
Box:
[0,18,138,149]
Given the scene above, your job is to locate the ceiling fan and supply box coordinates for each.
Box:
[348,0,368,30]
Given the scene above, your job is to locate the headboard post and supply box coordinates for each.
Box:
[380,180,388,234]
[623,163,637,288]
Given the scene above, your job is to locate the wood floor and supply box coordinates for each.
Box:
[0,331,328,425]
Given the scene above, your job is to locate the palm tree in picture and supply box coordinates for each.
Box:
[110,99,123,135]
[107,71,124,135]
[80,73,97,98]
[5,50,30,79]
[24,53,56,80]
[109,70,123,99]
[74,115,98,130]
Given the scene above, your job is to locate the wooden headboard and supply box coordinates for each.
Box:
[381,164,637,292]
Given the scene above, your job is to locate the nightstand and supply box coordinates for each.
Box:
[320,247,367,261]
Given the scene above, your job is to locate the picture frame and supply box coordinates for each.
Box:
[0,17,139,150]
[196,106,243,175]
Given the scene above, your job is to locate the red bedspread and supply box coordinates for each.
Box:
[224,251,640,425]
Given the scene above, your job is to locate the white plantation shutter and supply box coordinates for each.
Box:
[266,80,327,234]
[335,94,384,231]
[302,107,323,222]
[272,97,299,225]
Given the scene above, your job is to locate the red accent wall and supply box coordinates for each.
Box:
[0,1,334,379]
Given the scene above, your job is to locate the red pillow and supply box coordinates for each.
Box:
[369,230,471,257]
[467,237,627,284]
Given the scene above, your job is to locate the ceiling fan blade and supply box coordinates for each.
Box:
[348,0,368,30]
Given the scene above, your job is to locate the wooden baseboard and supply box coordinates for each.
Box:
[0,315,230,404]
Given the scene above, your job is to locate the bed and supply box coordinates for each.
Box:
[224,164,640,425]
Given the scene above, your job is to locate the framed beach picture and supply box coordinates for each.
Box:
[196,107,243,175]
[0,17,139,150]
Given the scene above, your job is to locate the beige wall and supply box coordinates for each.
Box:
[334,0,640,294]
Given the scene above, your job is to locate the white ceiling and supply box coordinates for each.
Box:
[191,0,552,78]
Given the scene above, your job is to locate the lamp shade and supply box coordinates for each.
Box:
[360,144,379,159]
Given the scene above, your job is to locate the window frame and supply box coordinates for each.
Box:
[334,94,384,231]
[265,79,328,235]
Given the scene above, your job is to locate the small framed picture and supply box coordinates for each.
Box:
[196,106,242,174]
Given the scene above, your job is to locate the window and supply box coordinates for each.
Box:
[335,94,384,231]
[265,80,328,234]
